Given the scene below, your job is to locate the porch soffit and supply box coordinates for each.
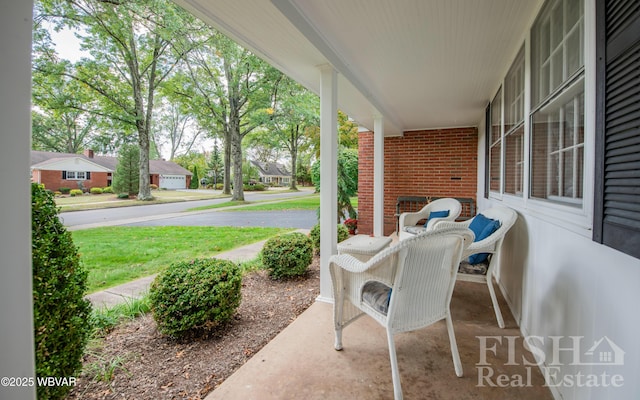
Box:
[175,0,543,136]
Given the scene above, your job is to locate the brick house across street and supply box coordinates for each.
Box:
[30,149,193,191]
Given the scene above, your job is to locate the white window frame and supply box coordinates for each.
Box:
[65,171,87,180]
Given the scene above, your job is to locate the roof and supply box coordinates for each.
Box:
[250,160,290,177]
[30,150,193,176]
[175,0,543,135]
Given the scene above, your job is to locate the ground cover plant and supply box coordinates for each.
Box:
[72,226,291,292]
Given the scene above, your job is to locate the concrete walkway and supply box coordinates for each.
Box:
[86,228,310,309]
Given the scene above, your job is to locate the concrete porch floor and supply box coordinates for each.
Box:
[205,279,554,400]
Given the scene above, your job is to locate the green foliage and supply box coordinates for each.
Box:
[59,187,71,194]
[190,165,200,189]
[90,187,103,194]
[206,142,224,187]
[261,232,313,279]
[102,186,114,193]
[112,143,140,196]
[311,147,359,219]
[310,223,350,255]
[32,183,92,400]
[243,183,266,191]
[117,193,129,199]
[69,189,83,196]
[149,258,242,338]
[90,296,151,337]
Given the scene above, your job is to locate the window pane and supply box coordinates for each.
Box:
[489,88,502,193]
[505,47,525,132]
[490,143,501,192]
[504,125,524,195]
[531,0,584,106]
[530,83,584,204]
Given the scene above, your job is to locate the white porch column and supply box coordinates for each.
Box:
[373,116,385,237]
[318,65,338,302]
[0,1,36,399]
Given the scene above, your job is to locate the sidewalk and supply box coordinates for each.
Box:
[86,228,310,308]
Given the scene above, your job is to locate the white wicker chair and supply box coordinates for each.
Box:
[329,227,474,400]
[434,205,517,328]
[398,197,462,241]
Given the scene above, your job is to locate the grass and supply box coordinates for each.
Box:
[56,190,229,212]
[186,193,362,213]
[235,195,320,211]
[72,226,291,293]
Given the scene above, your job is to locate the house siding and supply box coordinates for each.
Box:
[358,127,478,236]
[35,170,110,191]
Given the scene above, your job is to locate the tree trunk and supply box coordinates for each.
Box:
[230,128,244,201]
[223,130,232,195]
[289,126,298,191]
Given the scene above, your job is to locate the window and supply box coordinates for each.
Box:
[530,0,584,205]
[487,46,525,197]
[504,47,525,196]
[63,171,89,180]
[489,88,502,193]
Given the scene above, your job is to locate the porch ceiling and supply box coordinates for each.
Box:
[175,0,543,136]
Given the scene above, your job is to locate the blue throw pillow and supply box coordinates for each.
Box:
[424,210,450,227]
[467,214,500,264]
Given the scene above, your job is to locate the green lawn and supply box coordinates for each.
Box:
[56,190,229,212]
[187,194,359,212]
[72,226,291,293]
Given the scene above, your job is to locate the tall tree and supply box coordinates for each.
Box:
[152,98,203,160]
[206,141,224,188]
[112,143,140,196]
[174,29,279,200]
[307,110,359,158]
[267,75,319,190]
[39,0,196,200]
[31,10,99,153]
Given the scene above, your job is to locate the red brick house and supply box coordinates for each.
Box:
[31,149,193,191]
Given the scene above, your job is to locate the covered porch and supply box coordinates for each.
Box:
[206,280,553,399]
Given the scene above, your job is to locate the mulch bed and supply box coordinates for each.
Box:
[67,257,320,400]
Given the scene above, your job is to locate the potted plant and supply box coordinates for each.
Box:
[344,218,358,235]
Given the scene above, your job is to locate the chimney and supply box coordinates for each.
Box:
[83,149,94,158]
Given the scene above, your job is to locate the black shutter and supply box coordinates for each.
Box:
[594,0,640,259]
[86,171,91,180]
[484,104,491,199]
[62,171,67,179]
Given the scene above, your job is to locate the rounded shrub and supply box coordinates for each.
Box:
[261,232,313,279]
[102,186,114,193]
[310,223,350,255]
[117,192,129,199]
[89,187,103,194]
[32,183,92,400]
[149,258,242,339]
[69,188,83,197]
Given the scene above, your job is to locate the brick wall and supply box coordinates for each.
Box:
[35,170,110,192]
[358,127,478,236]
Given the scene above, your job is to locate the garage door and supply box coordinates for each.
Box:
[159,175,186,189]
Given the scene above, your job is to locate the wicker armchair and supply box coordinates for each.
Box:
[398,197,462,241]
[434,205,517,328]
[329,227,474,400]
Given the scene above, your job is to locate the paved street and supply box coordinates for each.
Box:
[61,188,318,230]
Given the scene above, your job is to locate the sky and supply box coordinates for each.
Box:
[49,27,88,63]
